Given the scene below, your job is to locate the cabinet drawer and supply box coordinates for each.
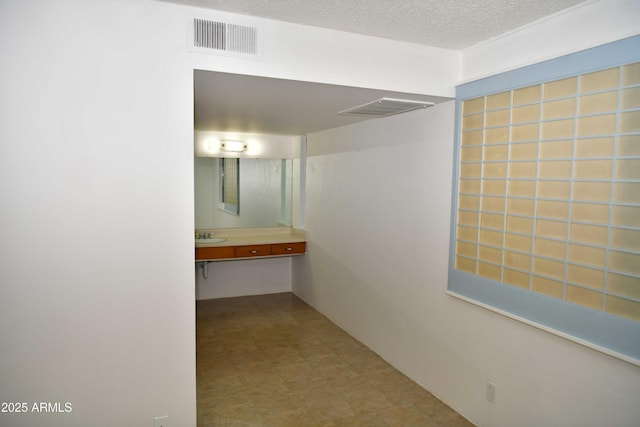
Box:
[235,244,272,258]
[195,246,235,260]
[271,242,306,255]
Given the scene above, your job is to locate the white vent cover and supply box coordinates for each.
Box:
[338,98,434,117]
[189,17,261,59]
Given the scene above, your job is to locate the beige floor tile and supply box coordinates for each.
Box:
[303,394,356,422]
[332,411,391,427]
[378,404,440,427]
[196,292,474,427]
[343,386,394,414]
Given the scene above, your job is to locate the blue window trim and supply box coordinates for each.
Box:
[448,35,640,364]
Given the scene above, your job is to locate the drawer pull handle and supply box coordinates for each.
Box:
[250,250,258,254]
[286,247,293,251]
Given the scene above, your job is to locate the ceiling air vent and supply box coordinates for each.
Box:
[190,17,261,58]
[338,98,434,118]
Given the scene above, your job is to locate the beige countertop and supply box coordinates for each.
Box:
[195,227,306,248]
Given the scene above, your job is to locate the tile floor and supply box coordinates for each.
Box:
[197,292,474,427]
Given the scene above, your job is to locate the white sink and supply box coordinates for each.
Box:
[196,237,227,244]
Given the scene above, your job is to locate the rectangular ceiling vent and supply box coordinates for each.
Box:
[189,17,262,59]
[338,98,434,118]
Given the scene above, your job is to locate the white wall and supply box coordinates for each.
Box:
[0,1,459,425]
[0,0,196,426]
[189,10,460,97]
[462,0,640,82]
[294,102,640,427]
[196,257,292,300]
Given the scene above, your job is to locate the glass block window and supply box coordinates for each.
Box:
[449,36,640,363]
[220,157,239,215]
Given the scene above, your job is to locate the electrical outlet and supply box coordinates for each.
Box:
[153,415,169,427]
[486,382,496,404]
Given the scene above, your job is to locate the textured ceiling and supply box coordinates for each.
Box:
[162,0,587,49]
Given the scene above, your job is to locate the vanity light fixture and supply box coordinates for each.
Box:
[220,140,247,152]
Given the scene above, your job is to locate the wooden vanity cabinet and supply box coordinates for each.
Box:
[235,244,272,258]
[195,246,235,260]
[271,242,306,255]
[195,242,305,261]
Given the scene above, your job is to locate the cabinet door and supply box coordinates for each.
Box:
[195,246,235,260]
[271,242,306,255]
[235,244,272,258]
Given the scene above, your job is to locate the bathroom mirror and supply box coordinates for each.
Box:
[194,157,293,229]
